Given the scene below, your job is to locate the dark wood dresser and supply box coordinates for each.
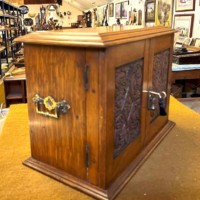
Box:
[15,26,175,200]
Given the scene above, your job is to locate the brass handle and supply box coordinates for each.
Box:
[32,94,71,119]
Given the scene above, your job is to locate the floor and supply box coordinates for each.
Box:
[1,97,200,200]
[0,108,9,135]
[178,98,200,114]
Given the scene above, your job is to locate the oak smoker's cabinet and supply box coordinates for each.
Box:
[15,26,175,200]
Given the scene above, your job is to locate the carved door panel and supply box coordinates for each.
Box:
[114,59,144,158]
[104,40,148,186]
[25,45,87,180]
[145,44,171,144]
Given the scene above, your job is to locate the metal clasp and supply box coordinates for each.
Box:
[143,90,167,115]
[32,94,71,119]
[143,90,167,99]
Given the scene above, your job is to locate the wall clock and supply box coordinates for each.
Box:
[24,18,33,26]
[19,5,29,15]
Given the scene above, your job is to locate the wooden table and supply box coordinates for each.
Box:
[172,63,200,81]
[171,64,200,98]
[4,73,26,107]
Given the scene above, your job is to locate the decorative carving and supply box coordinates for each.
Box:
[150,49,169,121]
[114,59,143,157]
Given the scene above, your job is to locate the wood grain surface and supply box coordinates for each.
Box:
[21,26,176,199]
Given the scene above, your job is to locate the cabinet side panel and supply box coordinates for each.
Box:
[24,45,87,180]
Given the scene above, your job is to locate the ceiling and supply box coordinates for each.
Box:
[64,0,113,11]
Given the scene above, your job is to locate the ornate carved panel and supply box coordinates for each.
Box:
[114,59,143,157]
[150,49,169,121]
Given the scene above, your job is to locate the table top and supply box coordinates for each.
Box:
[172,63,200,71]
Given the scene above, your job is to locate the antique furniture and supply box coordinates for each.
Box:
[172,64,200,98]
[4,72,26,107]
[15,26,175,200]
[172,65,200,82]
[173,53,200,64]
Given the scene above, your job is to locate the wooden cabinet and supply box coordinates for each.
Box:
[15,26,175,200]
[4,73,26,107]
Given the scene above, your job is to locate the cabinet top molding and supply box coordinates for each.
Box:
[15,26,176,48]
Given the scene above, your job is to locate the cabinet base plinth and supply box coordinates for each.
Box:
[23,120,175,200]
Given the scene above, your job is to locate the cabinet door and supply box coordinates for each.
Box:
[25,45,87,180]
[103,40,148,187]
[145,35,173,144]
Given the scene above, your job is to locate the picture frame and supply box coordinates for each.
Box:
[190,38,196,46]
[175,0,195,12]
[155,0,173,27]
[103,6,106,17]
[97,6,104,24]
[115,1,128,19]
[195,38,200,48]
[145,0,155,22]
[173,14,194,43]
[109,3,114,17]
[115,2,121,18]
[121,1,128,18]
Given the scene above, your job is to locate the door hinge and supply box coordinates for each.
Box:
[85,144,90,168]
[84,64,89,91]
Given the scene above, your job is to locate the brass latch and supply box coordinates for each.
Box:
[32,94,71,119]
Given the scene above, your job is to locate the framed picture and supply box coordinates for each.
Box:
[109,3,114,17]
[175,0,195,12]
[190,38,196,46]
[145,0,155,22]
[97,6,104,24]
[115,3,121,18]
[121,1,128,18]
[103,6,106,17]
[173,14,194,43]
[155,0,173,27]
[195,38,200,48]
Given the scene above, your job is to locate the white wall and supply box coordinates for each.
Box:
[23,0,200,38]
[89,0,146,27]
[173,1,200,38]
[93,0,200,38]
[193,3,200,38]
